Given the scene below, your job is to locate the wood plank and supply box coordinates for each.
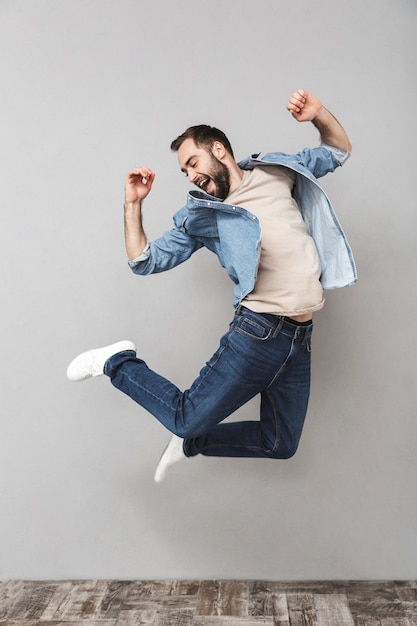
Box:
[193,618,274,625]
[355,619,382,626]
[115,608,157,625]
[380,618,414,626]
[39,580,74,620]
[346,580,405,620]
[286,593,317,626]
[248,580,289,624]
[97,580,132,618]
[146,580,199,616]
[39,580,108,621]
[0,581,59,620]
[153,607,195,626]
[150,580,200,598]
[0,581,25,619]
[394,582,417,603]
[217,580,248,616]
[195,580,221,616]
[116,581,156,609]
[0,622,116,626]
[313,593,354,626]
[270,593,290,625]
[351,598,417,621]
[195,580,249,617]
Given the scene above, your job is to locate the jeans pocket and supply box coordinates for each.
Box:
[236,316,272,341]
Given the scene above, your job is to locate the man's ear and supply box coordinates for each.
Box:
[212,141,227,160]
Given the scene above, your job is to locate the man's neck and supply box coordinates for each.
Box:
[227,162,245,195]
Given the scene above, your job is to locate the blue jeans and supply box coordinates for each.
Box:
[104,306,313,459]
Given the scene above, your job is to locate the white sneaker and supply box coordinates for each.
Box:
[154,435,186,483]
[67,340,136,382]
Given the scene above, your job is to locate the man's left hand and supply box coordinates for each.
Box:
[286,89,323,122]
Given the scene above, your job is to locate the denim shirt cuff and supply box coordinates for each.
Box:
[128,241,150,268]
[320,142,351,166]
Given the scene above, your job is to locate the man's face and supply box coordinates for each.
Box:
[177,138,231,200]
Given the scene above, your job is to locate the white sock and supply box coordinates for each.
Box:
[154,435,185,483]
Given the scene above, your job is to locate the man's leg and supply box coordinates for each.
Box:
[105,309,312,451]
[67,308,312,475]
[183,316,312,459]
[103,309,278,438]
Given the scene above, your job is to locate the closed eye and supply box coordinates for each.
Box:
[182,163,197,178]
[181,155,199,177]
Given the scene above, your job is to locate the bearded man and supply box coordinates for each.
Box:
[67,89,356,483]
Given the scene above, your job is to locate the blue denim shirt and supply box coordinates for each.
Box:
[129,143,357,308]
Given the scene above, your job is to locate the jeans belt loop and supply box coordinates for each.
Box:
[301,326,310,345]
[272,316,284,339]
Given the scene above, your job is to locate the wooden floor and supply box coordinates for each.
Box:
[0,580,416,625]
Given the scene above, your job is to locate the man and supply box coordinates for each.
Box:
[67,89,356,483]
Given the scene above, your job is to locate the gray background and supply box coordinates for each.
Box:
[1,0,416,580]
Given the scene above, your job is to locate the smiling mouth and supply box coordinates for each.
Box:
[198,177,210,191]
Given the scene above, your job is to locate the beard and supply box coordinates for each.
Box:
[207,154,231,200]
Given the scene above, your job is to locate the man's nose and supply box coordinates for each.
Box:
[188,170,198,183]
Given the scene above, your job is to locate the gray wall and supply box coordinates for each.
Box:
[1,0,416,580]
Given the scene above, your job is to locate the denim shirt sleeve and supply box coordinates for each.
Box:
[128,241,151,266]
[128,210,203,275]
[289,143,350,179]
[240,144,350,180]
[320,143,351,165]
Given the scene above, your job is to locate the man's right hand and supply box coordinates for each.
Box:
[125,167,156,203]
[124,167,155,260]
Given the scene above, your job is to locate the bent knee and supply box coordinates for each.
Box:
[173,424,204,439]
[270,441,299,460]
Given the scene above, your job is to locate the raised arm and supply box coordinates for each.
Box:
[124,167,156,261]
[286,89,352,153]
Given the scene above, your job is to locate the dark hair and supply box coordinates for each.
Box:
[170,125,234,158]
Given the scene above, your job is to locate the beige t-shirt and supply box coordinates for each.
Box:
[225,165,324,316]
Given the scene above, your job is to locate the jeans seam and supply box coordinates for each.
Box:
[263,387,280,454]
[120,370,174,411]
[235,326,273,341]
